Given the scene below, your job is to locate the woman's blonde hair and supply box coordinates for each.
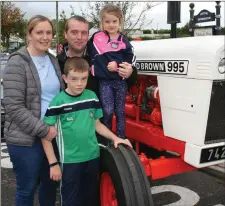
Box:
[26,15,53,44]
[99,4,124,33]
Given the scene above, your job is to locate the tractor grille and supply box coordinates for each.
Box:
[205,80,225,144]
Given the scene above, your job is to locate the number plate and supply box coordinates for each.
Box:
[136,60,189,75]
[200,145,225,163]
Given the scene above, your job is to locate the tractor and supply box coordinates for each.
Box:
[99,35,225,206]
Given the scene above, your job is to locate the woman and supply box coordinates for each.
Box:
[3,15,64,206]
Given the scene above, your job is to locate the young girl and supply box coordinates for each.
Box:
[89,4,135,139]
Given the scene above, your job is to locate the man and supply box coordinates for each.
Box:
[57,15,137,96]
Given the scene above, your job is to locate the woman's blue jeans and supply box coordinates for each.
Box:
[7,139,58,206]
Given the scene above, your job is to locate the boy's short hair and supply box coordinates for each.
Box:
[64,57,90,75]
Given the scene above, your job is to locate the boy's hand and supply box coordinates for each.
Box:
[50,164,62,181]
[113,137,133,148]
[107,61,118,72]
[45,126,57,141]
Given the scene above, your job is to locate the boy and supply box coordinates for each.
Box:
[41,57,132,206]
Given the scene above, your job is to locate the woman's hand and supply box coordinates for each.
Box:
[45,126,57,141]
[50,164,62,181]
[118,62,133,79]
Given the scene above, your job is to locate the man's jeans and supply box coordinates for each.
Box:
[7,139,58,206]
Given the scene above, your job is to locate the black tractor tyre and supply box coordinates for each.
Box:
[125,146,154,206]
[99,144,155,206]
[117,145,147,206]
[99,145,138,206]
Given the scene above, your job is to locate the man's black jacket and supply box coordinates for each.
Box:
[57,43,138,97]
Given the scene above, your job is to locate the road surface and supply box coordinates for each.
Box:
[1,141,225,206]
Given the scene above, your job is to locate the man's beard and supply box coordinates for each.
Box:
[71,45,86,54]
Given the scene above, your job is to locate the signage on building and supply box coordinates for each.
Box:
[194,9,215,23]
[194,27,214,36]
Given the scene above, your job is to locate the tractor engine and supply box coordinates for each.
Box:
[126,76,162,126]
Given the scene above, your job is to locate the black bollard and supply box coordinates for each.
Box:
[189,3,195,37]
[167,1,181,38]
[215,1,221,35]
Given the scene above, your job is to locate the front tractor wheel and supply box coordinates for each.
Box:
[99,144,154,206]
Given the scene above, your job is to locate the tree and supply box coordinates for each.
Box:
[55,6,96,44]
[59,10,67,44]
[177,23,190,37]
[79,1,161,33]
[221,27,225,35]
[69,5,95,29]
[1,2,26,48]
[51,10,71,44]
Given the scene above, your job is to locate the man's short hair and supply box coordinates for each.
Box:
[65,15,89,32]
[64,57,90,75]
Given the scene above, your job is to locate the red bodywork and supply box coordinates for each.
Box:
[112,75,195,180]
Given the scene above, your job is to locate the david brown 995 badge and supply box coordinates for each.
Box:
[136,60,189,75]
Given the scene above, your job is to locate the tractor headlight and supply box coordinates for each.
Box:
[218,58,225,74]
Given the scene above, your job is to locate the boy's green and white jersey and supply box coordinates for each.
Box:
[44,89,103,163]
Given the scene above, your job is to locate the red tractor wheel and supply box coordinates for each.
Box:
[99,144,154,206]
[100,172,118,206]
[99,145,136,206]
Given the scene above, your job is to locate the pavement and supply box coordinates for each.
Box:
[1,139,225,206]
[2,165,224,206]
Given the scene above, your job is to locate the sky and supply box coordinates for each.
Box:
[13,1,224,30]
